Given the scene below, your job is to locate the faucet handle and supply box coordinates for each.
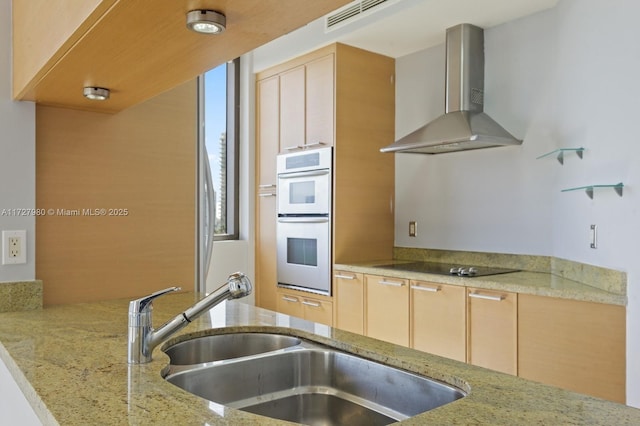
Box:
[129,286,181,315]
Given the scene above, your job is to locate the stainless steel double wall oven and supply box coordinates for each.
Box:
[276,147,332,295]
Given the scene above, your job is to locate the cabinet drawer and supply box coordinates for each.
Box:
[301,298,333,326]
[276,290,333,326]
[277,292,304,319]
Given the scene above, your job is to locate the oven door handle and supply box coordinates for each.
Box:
[278,217,330,224]
[278,169,330,179]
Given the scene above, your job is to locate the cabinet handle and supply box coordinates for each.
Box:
[411,285,440,292]
[334,274,356,280]
[468,292,505,302]
[258,192,276,197]
[282,296,299,303]
[378,279,405,287]
[305,141,326,148]
[259,184,276,188]
[302,300,321,308]
[278,169,330,179]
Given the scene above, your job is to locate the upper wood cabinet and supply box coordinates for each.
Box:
[12,0,352,113]
[256,76,280,190]
[305,54,335,149]
[276,54,335,153]
[279,66,307,152]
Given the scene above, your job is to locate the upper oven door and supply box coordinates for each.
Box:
[277,169,331,215]
[277,147,332,215]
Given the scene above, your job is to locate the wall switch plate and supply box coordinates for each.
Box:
[409,221,417,237]
[2,230,27,265]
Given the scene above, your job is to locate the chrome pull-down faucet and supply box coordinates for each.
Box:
[127,272,252,364]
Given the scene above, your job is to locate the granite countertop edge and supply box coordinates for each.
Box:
[334,261,627,306]
[1,294,639,424]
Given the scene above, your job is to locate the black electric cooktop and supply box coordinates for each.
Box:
[374,261,520,277]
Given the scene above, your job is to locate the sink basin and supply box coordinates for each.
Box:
[163,334,465,425]
[163,333,301,365]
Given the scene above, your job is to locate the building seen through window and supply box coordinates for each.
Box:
[203,59,239,240]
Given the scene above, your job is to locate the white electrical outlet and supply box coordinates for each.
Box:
[2,230,27,265]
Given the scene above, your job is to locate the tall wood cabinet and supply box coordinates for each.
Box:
[255,43,395,316]
[255,76,280,311]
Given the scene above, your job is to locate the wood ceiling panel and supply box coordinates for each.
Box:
[15,0,352,113]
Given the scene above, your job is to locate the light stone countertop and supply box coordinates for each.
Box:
[335,260,627,306]
[1,292,639,425]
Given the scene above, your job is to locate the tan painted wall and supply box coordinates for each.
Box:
[35,80,197,305]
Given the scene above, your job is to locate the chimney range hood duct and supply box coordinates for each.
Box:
[381,23,521,155]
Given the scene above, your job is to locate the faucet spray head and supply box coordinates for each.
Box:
[227,272,252,299]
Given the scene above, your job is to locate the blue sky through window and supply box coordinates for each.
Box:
[204,63,227,224]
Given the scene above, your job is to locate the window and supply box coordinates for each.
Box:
[202,58,240,240]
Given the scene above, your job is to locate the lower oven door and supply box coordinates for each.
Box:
[277,216,330,295]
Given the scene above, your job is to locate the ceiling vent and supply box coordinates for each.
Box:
[326,0,392,31]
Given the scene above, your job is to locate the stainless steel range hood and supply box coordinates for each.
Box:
[381,23,521,155]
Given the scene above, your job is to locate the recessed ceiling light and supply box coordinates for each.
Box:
[186,10,226,34]
[83,87,110,101]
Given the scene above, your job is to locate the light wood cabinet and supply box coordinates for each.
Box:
[467,288,518,375]
[411,281,466,362]
[255,43,395,314]
[276,290,333,326]
[518,294,625,403]
[334,271,365,334]
[279,66,306,152]
[305,54,335,148]
[276,291,304,319]
[278,55,334,152]
[255,76,280,312]
[256,76,280,192]
[365,274,409,346]
[12,0,352,112]
[302,297,334,326]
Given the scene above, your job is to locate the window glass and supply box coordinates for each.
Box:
[203,59,239,240]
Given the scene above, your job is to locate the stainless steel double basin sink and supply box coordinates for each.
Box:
[162,332,465,425]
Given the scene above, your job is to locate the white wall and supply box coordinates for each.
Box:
[0,0,36,283]
[0,356,41,425]
[395,0,640,406]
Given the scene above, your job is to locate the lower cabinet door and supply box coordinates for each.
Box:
[518,294,625,403]
[411,281,466,362]
[365,274,409,346]
[302,298,333,326]
[334,271,364,334]
[467,288,518,375]
[276,291,303,319]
